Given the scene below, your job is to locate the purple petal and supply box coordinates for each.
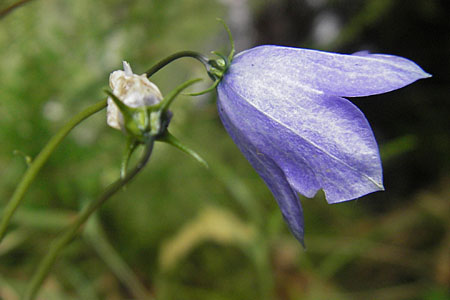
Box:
[218,64,384,203]
[231,45,431,97]
[218,94,305,244]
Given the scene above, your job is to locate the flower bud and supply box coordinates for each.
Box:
[107,61,163,130]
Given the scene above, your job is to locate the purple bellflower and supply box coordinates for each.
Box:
[216,45,430,244]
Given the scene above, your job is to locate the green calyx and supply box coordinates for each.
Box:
[187,18,235,96]
[106,78,207,178]
[105,78,201,142]
[206,52,228,81]
[105,91,165,142]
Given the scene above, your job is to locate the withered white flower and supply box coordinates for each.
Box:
[107,61,163,130]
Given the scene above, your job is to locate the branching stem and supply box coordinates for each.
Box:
[0,99,107,243]
[23,138,155,300]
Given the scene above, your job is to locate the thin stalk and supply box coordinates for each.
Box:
[0,99,107,243]
[145,51,209,78]
[23,138,155,300]
[0,0,35,19]
[84,215,153,299]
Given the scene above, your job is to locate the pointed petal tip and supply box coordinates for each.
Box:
[324,182,385,204]
[299,237,306,249]
[423,71,432,78]
[351,50,431,78]
[375,181,385,191]
[413,66,432,80]
[286,222,305,247]
[122,61,133,75]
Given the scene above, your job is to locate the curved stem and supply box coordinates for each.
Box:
[0,0,35,19]
[0,99,107,243]
[145,51,209,78]
[23,138,155,300]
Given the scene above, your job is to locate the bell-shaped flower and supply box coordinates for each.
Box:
[217,45,430,244]
[107,61,163,131]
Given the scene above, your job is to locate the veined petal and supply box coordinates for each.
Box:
[218,70,383,203]
[216,44,430,244]
[218,94,304,244]
[230,45,431,97]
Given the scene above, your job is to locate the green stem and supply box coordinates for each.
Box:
[145,51,209,78]
[0,0,35,19]
[23,138,155,300]
[84,214,153,299]
[0,99,107,243]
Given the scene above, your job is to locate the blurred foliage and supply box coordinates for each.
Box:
[0,0,449,299]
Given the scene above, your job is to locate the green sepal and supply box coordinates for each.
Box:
[158,131,208,168]
[120,137,140,179]
[184,79,220,96]
[187,19,235,93]
[216,18,235,65]
[105,90,134,118]
[154,78,203,113]
[104,90,147,141]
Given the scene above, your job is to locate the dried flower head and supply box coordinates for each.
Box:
[107,61,163,130]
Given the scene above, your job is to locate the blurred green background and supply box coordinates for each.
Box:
[0,0,449,299]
